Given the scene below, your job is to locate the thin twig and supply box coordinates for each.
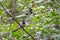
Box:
[0,3,35,40]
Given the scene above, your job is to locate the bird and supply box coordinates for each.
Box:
[20,20,25,28]
[13,20,25,32]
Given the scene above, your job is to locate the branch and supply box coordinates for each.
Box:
[0,3,35,40]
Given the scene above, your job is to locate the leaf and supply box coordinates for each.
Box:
[50,12,57,17]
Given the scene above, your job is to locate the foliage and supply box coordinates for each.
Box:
[0,0,60,40]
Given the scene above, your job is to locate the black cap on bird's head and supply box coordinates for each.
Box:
[22,20,25,24]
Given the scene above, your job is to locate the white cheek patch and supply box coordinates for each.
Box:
[20,22,23,25]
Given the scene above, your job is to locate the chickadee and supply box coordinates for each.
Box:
[20,20,25,28]
[13,20,25,32]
